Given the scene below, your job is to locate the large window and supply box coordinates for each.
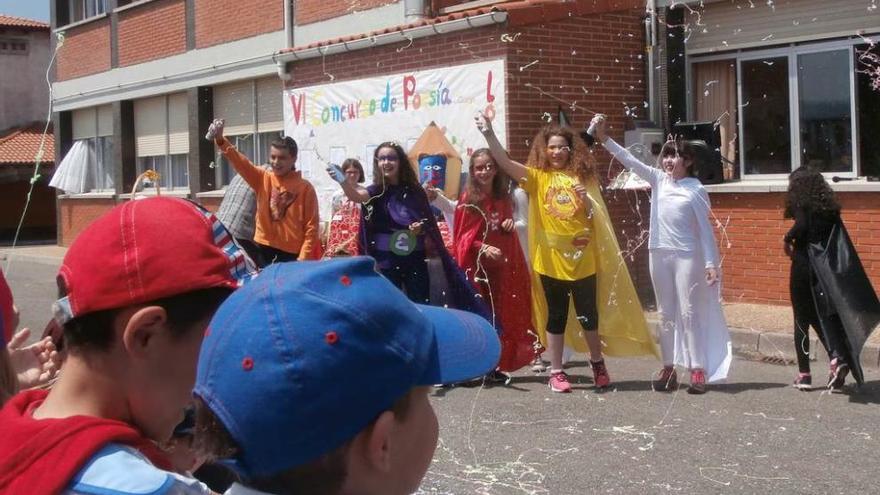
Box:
[134,93,189,190]
[68,0,107,23]
[72,105,114,192]
[691,39,874,178]
[213,78,284,187]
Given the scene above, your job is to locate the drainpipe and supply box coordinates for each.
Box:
[279,0,294,82]
[404,0,429,23]
[284,0,294,48]
[646,0,658,125]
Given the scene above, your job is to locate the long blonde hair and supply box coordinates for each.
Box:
[526,124,596,184]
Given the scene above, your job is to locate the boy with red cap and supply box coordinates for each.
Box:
[0,197,255,494]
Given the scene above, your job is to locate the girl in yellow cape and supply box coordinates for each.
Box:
[475,112,657,393]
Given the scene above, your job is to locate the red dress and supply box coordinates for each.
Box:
[326,195,361,256]
[453,192,537,372]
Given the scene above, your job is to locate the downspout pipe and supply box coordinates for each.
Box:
[404,0,429,23]
[279,0,294,82]
[646,0,658,125]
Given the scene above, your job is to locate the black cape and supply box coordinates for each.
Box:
[808,220,880,384]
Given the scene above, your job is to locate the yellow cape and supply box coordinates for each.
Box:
[528,177,659,357]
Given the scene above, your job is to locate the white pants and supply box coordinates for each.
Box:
[649,249,731,381]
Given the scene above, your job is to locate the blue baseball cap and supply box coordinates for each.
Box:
[194,257,500,479]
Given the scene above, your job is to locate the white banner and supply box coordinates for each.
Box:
[283,59,507,220]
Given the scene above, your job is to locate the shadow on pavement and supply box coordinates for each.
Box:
[845,380,880,405]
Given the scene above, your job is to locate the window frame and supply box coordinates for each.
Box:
[688,38,864,180]
[135,94,190,191]
[68,0,107,24]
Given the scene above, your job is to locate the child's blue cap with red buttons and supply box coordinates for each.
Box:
[193,257,500,479]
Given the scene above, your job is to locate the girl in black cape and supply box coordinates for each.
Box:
[784,166,880,392]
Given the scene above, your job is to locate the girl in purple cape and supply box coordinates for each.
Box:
[328,142,489,317]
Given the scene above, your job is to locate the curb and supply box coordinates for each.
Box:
[646,318,879,371]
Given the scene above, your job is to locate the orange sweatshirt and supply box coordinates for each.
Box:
[217,137,320,260]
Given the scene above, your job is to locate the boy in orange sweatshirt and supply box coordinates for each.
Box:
[212,119,321,263]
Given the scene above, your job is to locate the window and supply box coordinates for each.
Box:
[72,105,114,192]
[0,40,29,55]
[740,56,791,175]
[213,78,284,187]
[68,0,107,23]
[691,39,873,178]
[135,93,189,190]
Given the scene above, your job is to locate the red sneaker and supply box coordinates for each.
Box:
[548,371,572,393]
[687,369,707,394]
[591,360,612,390]
[652,366,678,392]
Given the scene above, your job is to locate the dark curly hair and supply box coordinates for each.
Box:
[526,124,596,184]
[784,166,841,219]
[463,148,511,203]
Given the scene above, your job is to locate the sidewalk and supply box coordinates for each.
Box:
[3,245,878,369]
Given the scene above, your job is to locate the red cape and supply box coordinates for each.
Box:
[453,192,537,372]
[0,390,172,494]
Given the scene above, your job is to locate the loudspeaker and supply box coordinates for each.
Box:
[672,121,723,185]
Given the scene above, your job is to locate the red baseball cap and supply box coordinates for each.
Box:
[53,197,256,324]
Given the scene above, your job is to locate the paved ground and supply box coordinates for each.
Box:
[421,357,879,494]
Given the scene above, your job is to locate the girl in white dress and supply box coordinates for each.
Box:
[592,115,731,394]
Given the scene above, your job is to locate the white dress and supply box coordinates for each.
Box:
[604,139,732,382]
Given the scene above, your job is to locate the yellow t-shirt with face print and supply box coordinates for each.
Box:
[520,166,596,280]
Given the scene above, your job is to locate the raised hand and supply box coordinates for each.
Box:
[474,111,493,135]
[8,328,61,390]
[205,119,225,141]
[326,163,346,184]
[590,114,608,144]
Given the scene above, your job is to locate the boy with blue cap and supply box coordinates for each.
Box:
[193,257,501,494]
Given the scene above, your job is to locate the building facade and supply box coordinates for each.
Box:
[0,15,54,242]
[659,0,880,303]
[49,0,880,305]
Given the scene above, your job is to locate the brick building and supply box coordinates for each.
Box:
[49,0,880,306]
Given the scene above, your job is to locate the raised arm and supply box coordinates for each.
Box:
[211,120,264,189]
[327,164,370,203]
[591,115,662,187]
[475,112,527,183]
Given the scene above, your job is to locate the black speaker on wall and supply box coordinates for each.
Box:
[672,121,723,185]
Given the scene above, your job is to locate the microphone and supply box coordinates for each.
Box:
[831,176,854,183]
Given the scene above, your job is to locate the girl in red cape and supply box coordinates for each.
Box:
[431,149,538,377]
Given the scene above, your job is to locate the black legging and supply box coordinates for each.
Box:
[790,256,844,373]
[539,274,599,334]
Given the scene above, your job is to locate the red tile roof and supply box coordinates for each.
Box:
[0,122,55,165]
[0,14,50,30]
[280,0,642,53]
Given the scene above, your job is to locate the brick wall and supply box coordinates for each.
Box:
[117,0,187,67]
[289,7,655,302]
[194,0,283,49]
[290,24,507,84]
[296,0,397,25]
[712,192,880,305]
[58,198,119,246]
[56,18,111,81]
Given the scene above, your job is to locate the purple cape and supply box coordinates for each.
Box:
[361,183,491,320]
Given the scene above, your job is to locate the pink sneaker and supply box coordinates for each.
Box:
[687,369,707,394]
[548,371,572,393]
[591,359,612,390]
